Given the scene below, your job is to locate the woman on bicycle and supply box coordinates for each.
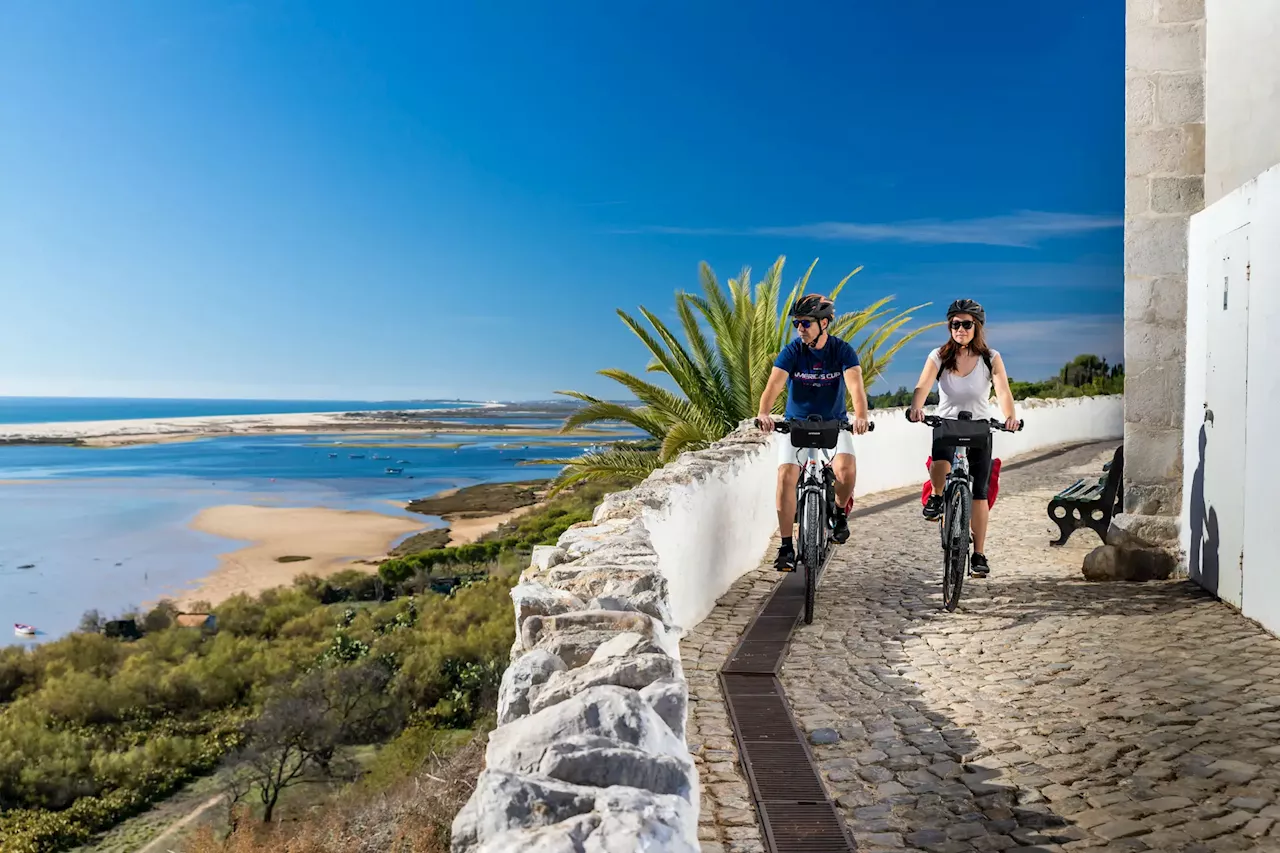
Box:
[907,298,1019,578]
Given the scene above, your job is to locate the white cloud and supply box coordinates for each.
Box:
[616,210,1121,248]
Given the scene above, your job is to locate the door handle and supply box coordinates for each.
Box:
[1204,406,1215,425]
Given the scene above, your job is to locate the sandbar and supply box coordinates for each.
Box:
[0,406,618,448]
[180,505,427,607]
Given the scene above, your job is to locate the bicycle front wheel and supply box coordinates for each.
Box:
[801,492,822,624]
[942,484,971,612]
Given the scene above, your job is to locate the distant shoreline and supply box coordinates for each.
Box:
[0,404,622,448]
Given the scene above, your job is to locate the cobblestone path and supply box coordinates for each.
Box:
[683,562,777,853]
[776,441,1280,852]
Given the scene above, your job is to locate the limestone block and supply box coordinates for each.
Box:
[1126,0,1155,25]
[1126,75,1155,126]
[1124,217,1189,276]
[1157,0,1205,23]
[1123,317,1187,364]
[1126,22,1203,72]
[588,631,669,664]
[530,653,680,715]
[530,545,568,571]
[1150,175,1204,214]
[547,565,667,602]
[1125,127,1185,177]
[511,582,585,632]
[474,815,599,853]
[640,676,688,741]
[486,685,689,780]
[535,737,695,797]
[587,590,673,624]
[450,769,597,852]
[522,610,663,667]
[1157,72,1205,125]
[496,648,567,725]
[1126,177,1151,216]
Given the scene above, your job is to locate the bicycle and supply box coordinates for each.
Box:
[756,414,874,624]
[908,410,1023,612]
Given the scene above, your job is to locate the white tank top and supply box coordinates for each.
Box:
[928,348,998,420]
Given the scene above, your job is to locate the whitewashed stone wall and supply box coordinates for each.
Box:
[451,396,1124,851]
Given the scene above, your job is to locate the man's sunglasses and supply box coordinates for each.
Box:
[792,319,816,329]
[950,320,975,331]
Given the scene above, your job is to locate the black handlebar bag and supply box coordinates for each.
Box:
[932,416,993,450]
[788,416,846,450]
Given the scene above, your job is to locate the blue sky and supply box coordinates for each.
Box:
[0,1,1123,401]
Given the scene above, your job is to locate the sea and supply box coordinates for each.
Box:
[0,397,611,644]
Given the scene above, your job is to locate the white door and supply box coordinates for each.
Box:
[1200,224,1250,608]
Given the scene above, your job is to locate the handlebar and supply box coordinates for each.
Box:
[754,417,874,433]
[905,409,1024,433]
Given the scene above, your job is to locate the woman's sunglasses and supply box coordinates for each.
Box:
[950,320,975,331]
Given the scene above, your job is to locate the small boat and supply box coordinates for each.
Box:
[348,453,365,459]
[14,624,35,637]
[385,467,403,475]
[328,452,338,458]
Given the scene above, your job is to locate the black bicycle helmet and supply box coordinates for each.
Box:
[791,293,835,321]
[946,298,986,326]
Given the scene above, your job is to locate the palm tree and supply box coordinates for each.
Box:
[525,256,942,494]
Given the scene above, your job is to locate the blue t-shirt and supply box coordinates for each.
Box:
[774,335,861,420]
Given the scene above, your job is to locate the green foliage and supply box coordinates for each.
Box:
[525,255,940,493]
[868,354,1125,408]
[1008,354,1126,400]
[0,476,609,852]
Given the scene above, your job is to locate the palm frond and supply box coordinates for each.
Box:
[520,448,663,496]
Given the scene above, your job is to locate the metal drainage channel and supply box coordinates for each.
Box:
[719,549,856,852]
[716,440,1110,852]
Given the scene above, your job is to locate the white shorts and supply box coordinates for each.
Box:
[775,424,857,467]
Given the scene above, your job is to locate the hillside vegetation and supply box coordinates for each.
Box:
[0,481,619,853]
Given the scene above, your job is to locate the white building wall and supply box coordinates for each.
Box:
[1183,162,1280,634]
[1205,0,1280,205]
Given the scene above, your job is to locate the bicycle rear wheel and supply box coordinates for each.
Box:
[801,492,822,624]
[942,483,971,612]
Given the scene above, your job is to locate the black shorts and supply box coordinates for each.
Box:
[932,429,994,500]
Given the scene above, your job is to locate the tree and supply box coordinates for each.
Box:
[227,659,397,822]
[526,256,940,493]
[1061,354,1111,388]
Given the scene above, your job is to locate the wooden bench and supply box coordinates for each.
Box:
[1047,445,1123,547]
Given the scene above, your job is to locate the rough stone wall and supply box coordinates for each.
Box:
[449,422,770,852]
[1120,0,1206,549]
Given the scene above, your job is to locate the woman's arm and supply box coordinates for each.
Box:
[990,353,1019,428]
[908,357,939,421]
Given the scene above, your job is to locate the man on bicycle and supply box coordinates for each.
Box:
[757,293,870,571]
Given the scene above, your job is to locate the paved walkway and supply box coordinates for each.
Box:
[689,441,1280,853]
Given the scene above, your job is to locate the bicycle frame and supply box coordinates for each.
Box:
[910,409,1023,611]
[759,416,874,624]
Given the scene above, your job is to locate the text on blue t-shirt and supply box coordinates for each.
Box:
[774,335,861,420]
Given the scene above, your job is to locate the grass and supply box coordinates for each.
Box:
[66,771,230,853]
[275,556,312,563]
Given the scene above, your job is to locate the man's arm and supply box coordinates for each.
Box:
[757,367,789,431]
[843,365,869,433]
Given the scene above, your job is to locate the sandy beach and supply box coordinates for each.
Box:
[181,505,428,607]
[0,406,616,447]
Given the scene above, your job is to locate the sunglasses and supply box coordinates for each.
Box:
[950,320,975,331]
[792,319,816,329]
